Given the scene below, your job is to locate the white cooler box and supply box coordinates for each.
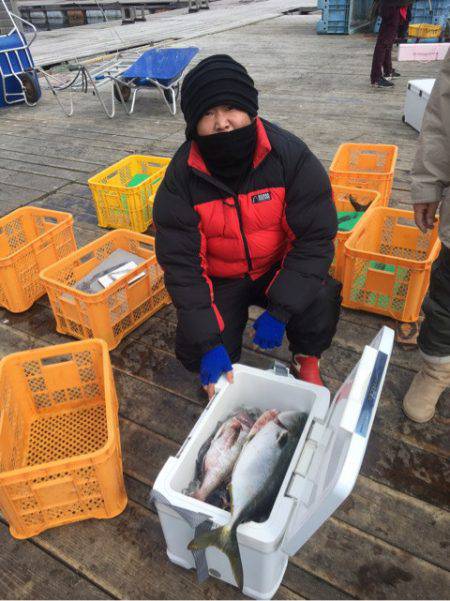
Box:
[152,327,394,599]
[403,79,435,132]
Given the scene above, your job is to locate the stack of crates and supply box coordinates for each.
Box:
[329,143,397,283]
[329,142,442,322]
[410,0,450,24]
[317,0,374,34]
[316,0,349,34]
[409,0,450,40]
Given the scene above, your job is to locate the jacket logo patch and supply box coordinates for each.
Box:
[251,191,271,204]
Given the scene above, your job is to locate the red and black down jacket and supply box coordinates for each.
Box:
[154,117,337,352]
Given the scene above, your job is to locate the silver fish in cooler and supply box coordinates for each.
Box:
[188,410,308,589]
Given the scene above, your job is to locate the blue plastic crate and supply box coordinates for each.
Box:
[316,18,348,33]
[320,0,349,6]
[322,7,348,20]
[412,0,450,17]
[412,0,450,9]
[317,0,374,34]
[433,14,448,24]
[413,7,448,17]
[410,15,434,23]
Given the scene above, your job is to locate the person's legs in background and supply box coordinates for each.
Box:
[383,7,401,78]
[403,245,450,422]
[371,5,400,86]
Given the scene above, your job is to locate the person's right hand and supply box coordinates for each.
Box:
[413,202,440,234]
[200,345,233,400]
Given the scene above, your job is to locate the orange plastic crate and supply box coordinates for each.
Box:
[40,230,170,350]
[329,143,398,205]
[0,339,127,539]
[342,207,441,322]
[0,207,76,313]
[331,186,382,282]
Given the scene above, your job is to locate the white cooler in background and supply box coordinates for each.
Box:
[403,79,435,132]
[152,327,394,599]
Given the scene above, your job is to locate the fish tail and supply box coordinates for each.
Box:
[188,525,243,590]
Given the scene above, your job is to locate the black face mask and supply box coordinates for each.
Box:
[194,120,257,192]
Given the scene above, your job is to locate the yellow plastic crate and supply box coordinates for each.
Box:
[88,154,171,233]
[40,230,170,350]
[0,339,127,539]
[0,207,76,313]
[408,23,442,38]
[342,207,441,322]
[331,186,382,282]
[330,143,398,205]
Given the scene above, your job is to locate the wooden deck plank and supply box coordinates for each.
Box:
[0,183,69,214]
[292,517,450,600]
[335,478,450,572]
[0,148,101,175]
[0,523,112,600]
[0,167,69,194]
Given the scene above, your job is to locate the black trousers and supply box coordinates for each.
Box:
[176,266,342,372]
[370,5,400,83]
[419,244,450,358]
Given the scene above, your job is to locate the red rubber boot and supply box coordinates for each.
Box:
[291,355,324,386]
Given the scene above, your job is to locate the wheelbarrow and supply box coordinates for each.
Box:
[112,46,199,116]
[0,0,41,107]
[40,46,199,118]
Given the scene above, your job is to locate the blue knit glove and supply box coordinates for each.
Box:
[253,311,286,350]
[200,345,233,386]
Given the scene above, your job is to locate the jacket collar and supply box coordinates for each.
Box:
[187,116,272,175]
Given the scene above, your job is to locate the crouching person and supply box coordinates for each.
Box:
[154,55,342,398]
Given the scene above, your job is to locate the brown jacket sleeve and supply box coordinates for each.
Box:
[409,50,450,246]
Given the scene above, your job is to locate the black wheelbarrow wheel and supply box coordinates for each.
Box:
[114,82,131,103]
[19,72,40,105]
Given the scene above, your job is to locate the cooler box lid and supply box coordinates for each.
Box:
[282,326,394,556]
[407,79,435,100]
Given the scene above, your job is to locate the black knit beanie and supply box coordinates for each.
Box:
[180,54,259,139]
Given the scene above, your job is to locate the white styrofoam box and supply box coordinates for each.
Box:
[403,79,435,132]
[398,42,450,61]
[153,327,394,599]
